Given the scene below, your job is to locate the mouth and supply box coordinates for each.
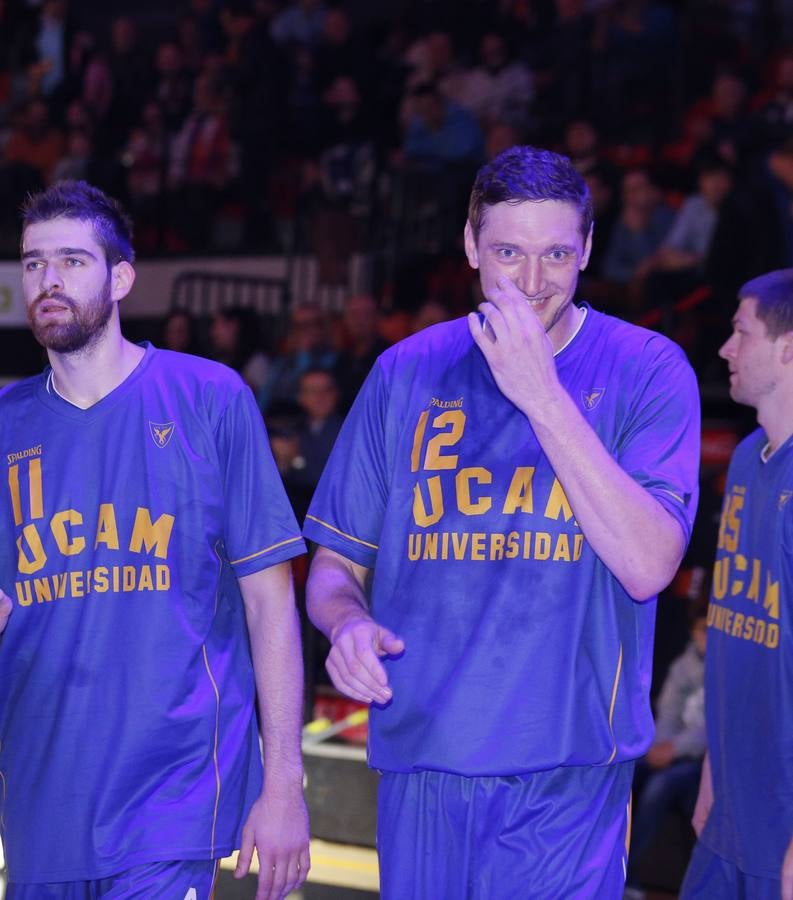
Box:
[34,297,73,316]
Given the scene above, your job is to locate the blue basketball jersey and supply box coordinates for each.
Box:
[0,345,305,882]
[304,306,700,775]
[700,429,793,878]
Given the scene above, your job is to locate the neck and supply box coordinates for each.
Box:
[757,393,793,457]
[48,325,145,409]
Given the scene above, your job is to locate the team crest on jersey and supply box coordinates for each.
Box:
[779,490,793,511]
[581,388,605,410]
[149,421,175,448]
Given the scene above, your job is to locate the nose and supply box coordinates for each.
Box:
[718,334,735,360]
[518,257,544,298]
[40,261,63,295]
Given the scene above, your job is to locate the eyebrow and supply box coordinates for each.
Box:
[21,247,99,261]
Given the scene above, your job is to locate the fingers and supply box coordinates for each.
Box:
[326,645,391,704]
[0,590,12,635]
[235,825,255,879]
[326,621,402,704]
[254,847,310,900]
[377,632,405,656]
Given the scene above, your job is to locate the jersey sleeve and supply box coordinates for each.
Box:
[616,338,701,544]
[303,358,390,569]
[216,382,306,576]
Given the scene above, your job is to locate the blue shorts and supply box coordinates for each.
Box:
[377,762,634,900]
[681,841,780,900]
[6,859,220,899]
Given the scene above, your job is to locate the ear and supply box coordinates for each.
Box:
[463,220,479,270]
[780,330,793,365]
[110,261,136,302]
[579,225,593,271]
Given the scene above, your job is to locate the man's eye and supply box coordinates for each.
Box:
[65,257,84,267]
[548,250,568,262]
[25,261,43,271]
[497,248,517,260]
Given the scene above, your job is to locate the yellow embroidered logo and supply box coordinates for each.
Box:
[430,396,464,409]
[581,388,605,410]
[149,421,175,448]
[779,490,792,511]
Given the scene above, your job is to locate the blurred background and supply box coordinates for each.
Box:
[2,0,793,896]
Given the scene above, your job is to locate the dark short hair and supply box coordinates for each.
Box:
[21,180,134,265]
[738,269,793,339]
[468,145,593,242]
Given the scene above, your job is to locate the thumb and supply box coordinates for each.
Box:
[376,628,405,656]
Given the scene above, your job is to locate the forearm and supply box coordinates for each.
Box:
[241,564,305,788]
[525,387,685,599]
[306,547,372,642]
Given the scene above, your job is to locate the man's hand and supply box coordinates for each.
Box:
[327,617,405,705]
[691,752,713,837]
[235,782,310,900]
[0,590,12,634]
[468,276,562,419]
[781,833,793,900]
[646,739,676,769]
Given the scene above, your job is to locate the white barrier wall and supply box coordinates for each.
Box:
[0,255,368,326]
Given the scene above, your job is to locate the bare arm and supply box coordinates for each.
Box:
[307,546,404,704]
[691,751,713,837]
[470,277,688,600]
[782,833,793,900]
[235,562,310,900]
[0,590,11,633]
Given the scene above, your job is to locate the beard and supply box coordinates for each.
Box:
[28,276,114,354]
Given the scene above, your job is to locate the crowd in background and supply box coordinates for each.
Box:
[1,0,793,344]
[2,2,792,889]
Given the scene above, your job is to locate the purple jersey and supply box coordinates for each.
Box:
[701,429,793,877]
[0,345,305,881]
[304,306,700,775]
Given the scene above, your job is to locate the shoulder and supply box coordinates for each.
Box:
[377,318,474,379]
[145,347,252,416]
[583,306,691,370]
[0,374,46,412]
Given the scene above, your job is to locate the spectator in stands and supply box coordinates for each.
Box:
[766,135,793,266]
[34,0,72,98]
[303,75,376,285]
[294,367,343,489]
[756,51,793,154]
[153,41,193,131]
[624,606,708,899]
[333,294,388,412]
[258,303,337,412]
[208,306,270,393]
[168,71,237,249]
[707,71,753,170]
[270,0,327,48]
[122,100,168,249]
[161,309,202,356]
[582,163,619,280]
[602,168,675,289]
[105,15,153,148]
[50,126,92,183]
[458,31,534,133]
[402,81,484,172]
[402,30,468,110]
[314,7,373,94]
[412,299,452,333]
[266,400,314,523]
[3,97,64,185]
[637,154,734,307]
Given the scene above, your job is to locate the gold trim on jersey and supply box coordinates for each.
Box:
[202,644,222,857]
[606,643,624,764]
[231,535,303,565]
[304,515,379,550]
